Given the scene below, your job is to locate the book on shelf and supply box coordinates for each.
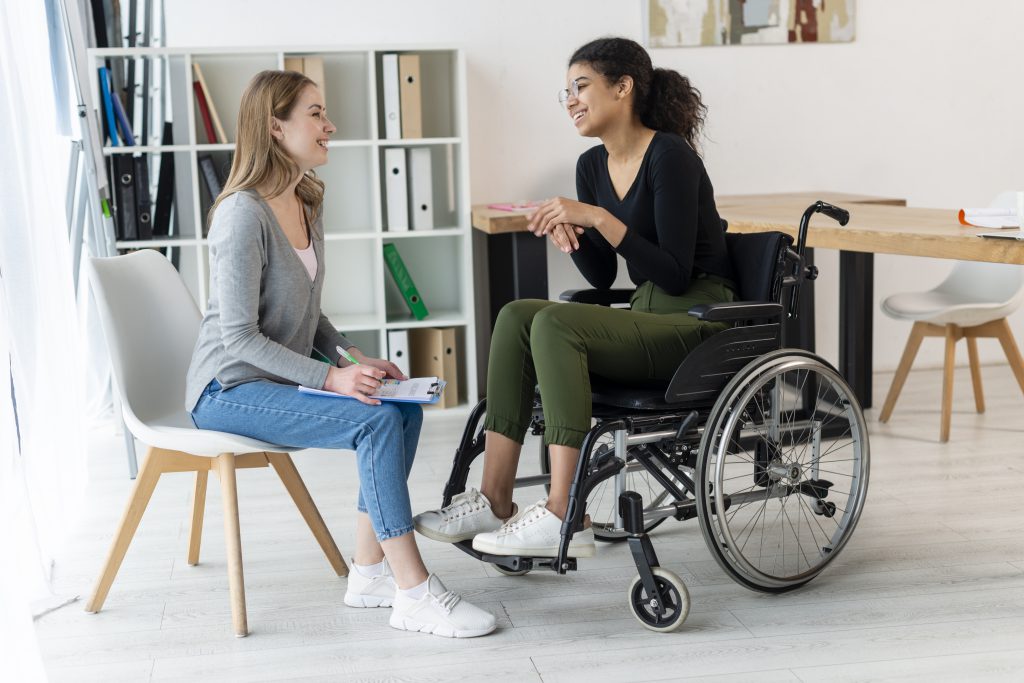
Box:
[98,66,119,146]
[198,153,224,202]
[409,327,459,408]
[398,54,422,139]
[382,54,401,139]
[109,85,135,145]
[383,242,429,320]
[384,147,409,231]
[285,55,326,102]
[192,63,227,143]
[408,147,434,229]
[152,122,175,238]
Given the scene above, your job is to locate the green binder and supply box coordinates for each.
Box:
[383,243,429,320]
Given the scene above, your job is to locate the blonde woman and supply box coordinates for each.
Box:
[185,70,494,638]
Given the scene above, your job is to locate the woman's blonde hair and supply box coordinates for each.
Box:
[209,70,325,226]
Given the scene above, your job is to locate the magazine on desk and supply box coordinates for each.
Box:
[299,377,447,404]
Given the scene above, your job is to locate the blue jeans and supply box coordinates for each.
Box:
[191,379,422,541]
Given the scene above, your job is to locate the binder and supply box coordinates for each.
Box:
[99,66,119,146]
[301,56,326,101]
[198,154,223,201]
[192,63,227,143]
[398,54,423,139]
[383,243,429,320]
[387,329,411,377]
[110,87,135,145]
[381,53,401,140]
[133,155,153,240]
[284,56,303,73]
[383,147,409,231]
[193,81,217,144]
[409,327,460,408]
[113,154,138,240]
[407,147,434,230]
[152,122,175,238]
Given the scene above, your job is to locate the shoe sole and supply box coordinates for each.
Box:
[414,521,493,544]
[470,537,597,558]
[389,615,496,638]
[344,594,393,608]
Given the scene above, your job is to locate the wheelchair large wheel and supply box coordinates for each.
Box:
[695,350,869,592]
[540,434,672,542]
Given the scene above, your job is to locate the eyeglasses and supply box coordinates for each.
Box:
[557,78,584,108]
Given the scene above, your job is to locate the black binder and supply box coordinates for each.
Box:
[113,154,138,240]
[133,155,153,240]
[152,122,174,238]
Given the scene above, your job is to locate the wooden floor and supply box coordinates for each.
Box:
[36,365,1024,682]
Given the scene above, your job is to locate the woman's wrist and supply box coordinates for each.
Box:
[593,209,627,247]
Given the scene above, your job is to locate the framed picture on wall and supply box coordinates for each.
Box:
[646,0,856,47]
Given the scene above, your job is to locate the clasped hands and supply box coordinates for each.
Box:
[323,347,406,406]
[526,196,596,253]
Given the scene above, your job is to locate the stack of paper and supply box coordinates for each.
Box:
[958,208,1021,229]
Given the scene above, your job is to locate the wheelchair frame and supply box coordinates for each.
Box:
[437,202,870,631]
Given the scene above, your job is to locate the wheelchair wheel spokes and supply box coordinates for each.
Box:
[697,352,869,592]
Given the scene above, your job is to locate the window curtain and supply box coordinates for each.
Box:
[0,0,89,678]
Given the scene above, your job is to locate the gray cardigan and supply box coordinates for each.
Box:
[185,190,353,411]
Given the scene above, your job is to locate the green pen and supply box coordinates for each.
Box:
[337,345,360,365]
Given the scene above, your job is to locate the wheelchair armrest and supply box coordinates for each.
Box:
[559,288,634,306]
[688,301,783,322]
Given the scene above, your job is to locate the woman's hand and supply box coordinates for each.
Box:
[548,223,585,253]
[527,197,603,237]
[346,347,407,380]
[323,364,386,405]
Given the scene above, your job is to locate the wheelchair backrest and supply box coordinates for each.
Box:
[724,231,794,304]
[663,231,794,405]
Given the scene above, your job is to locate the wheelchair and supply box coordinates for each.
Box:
[439,202,870,632]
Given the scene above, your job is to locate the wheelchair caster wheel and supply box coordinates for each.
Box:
[815,500,837,518]
[627,567,689,633]
[492,564,530,577]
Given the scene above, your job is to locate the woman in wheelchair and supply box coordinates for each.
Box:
[415,37,738,558]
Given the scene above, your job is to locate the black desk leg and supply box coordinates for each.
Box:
[839,250,874,409]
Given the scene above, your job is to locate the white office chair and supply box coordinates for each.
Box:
[879,192,1024,441]
[86,250,347,637]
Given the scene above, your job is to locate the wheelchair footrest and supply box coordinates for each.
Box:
[450,540,578,573]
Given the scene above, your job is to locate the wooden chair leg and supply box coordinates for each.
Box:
[993,318,1024,397]
[940,324,958,442]
[187,470,209,566]
[85,446,166,613]
[966,336,985,413]
[266,452,349,577]
[879,322,926,423]
[216,453,248,637]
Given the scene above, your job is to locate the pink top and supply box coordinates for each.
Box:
[294,241,317,281]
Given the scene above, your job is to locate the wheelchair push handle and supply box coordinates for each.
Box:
[789,201,851,319]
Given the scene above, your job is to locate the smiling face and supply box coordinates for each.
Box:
[271,84,336,173]
[564,62,632,138]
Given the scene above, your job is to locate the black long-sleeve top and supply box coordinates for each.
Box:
[571,131,734,296]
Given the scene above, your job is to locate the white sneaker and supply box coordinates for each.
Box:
[413,488,512,543]
[389,575,496,638]
[344,558,396,608]
[472,499,596,558]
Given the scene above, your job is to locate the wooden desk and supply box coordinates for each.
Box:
[472,193,1014,408]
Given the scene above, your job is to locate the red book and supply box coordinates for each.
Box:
[193,81,216,144]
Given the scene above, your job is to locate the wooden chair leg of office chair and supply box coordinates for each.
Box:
[266,452,349,577]
[966,336,985,414]
[216,453,248,637]
[993,318,1024,397]
[879,322,927,423]
[940,324,958,442]
[187,469,209,566]
[85,446,166,613]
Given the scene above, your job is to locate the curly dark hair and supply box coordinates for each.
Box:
[569,37,707,152]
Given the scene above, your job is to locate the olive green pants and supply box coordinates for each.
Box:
[483,276,737,448]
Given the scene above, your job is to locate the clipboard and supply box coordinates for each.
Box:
[298,377,447,404]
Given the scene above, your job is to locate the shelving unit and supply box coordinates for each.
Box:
[88,45,476,406]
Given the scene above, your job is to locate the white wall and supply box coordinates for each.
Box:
[167,0,1024,372]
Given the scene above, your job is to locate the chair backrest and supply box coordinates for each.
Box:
[724,231,794,303]
[89,251,202,425]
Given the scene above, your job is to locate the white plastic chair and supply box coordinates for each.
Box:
[879,192,1024,441]
[86,250,347,637]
